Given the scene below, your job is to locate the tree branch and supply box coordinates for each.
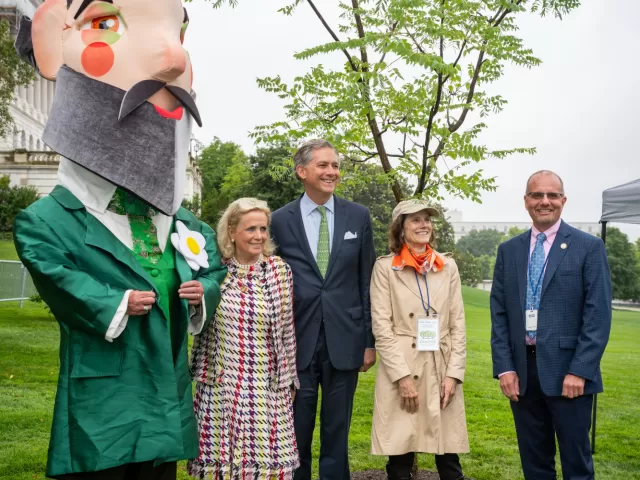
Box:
[352,0,404,202]
[442,38,467,84]
[447,0,522,133]
[447,49,484,133]
[306,0,358,72]
[351,143,407,159]
[489,7,504,24]
[378,21,398,65]
[416,0,445,195]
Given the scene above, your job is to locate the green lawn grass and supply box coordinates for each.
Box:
[0,240,18,261]
[1,288,638,480]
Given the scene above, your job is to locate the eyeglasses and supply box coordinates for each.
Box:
[526,192,564,200]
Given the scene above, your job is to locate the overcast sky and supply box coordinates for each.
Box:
[184,0,640,241]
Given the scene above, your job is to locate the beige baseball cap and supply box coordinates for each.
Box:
[391,199,441,223]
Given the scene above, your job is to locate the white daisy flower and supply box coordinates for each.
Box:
[171,221,209,271]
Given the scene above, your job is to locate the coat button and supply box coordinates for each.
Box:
[151,269,160,277]
[409,313,414,318]
[413,375,419,380]
[411,343,416,348]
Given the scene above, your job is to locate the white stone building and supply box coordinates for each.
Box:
[0,0,202,202]
[447,209,601,241]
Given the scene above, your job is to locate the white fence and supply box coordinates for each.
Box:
[0,260,38,306]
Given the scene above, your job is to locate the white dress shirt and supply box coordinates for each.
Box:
[57,158,206,342]
[300,193,335,259]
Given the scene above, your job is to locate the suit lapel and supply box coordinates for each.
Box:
[541,221,571,298]
[324,196,347,280]
[288,198,323,280]
[84,213,155,289]
[516,230,531,313]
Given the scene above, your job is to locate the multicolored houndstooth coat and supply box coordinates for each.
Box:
[189,255,299,480]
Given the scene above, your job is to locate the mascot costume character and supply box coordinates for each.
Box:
[13,1,227,478]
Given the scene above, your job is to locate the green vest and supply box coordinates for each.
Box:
[133,233,183,358]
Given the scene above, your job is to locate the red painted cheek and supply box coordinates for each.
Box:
[80,42,115,78]
[190,63,193,89]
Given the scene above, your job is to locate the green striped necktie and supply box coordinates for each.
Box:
[316,206,330,277]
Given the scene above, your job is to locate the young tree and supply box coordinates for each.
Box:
[605,228,640,301]
[197,138,249,226]
[0,19,35,139]
[505,226,528,239]
[0,175,39,233]
[244,145,303,212]
[339,161,410,255]
[456,228,505,257]
[250,0,581,203]
[453,249,481,287]
[478,254,496,280]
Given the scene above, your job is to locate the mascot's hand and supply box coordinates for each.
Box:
[127,290,156,315]
[178,280,204,306]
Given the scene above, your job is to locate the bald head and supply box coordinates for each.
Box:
[524,170,567,231]
[526,170,564,195]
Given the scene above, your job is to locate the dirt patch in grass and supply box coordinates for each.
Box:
[351,470,450,479]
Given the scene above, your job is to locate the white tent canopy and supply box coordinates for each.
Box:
[601,178,640,225]
[592,177,640,455]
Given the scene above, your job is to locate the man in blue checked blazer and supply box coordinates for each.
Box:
[490,170,612,480]
[271,139,377,480]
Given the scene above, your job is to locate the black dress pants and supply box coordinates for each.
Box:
[387,452,463,480]
[293,326,359,480]
[52,461,177,480]
[510,346,594,480]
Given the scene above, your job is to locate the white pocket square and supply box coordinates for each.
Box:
[344,231,358,240]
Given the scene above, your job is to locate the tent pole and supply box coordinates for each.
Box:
[591,221,607,455]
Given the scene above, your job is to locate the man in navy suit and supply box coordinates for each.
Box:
[490,170,612,480]
[271,139,377,480]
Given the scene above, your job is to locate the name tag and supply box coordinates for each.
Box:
[416,314,439,351]
[526,310,538,331]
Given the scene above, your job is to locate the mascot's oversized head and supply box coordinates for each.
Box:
[16,0,200,215]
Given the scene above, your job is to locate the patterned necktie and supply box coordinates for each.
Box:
[525,232,547,339]
[316,206,330,277]
[107,188,162,264]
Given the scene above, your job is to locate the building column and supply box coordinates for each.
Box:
[34,77,42,114]
[27,81,34,107]
[48,80,55,113]
[18,85,27,109]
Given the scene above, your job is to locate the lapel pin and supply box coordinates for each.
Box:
[560,243,567,250]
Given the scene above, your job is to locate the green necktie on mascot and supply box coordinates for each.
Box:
[12,0,227,478]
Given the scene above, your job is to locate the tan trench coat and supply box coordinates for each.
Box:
[370,253,469,455]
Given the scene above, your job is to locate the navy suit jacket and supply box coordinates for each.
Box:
[490,220,612,397]
[271,195,376,371]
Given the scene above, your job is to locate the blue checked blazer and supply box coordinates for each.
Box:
[490,220,612,396]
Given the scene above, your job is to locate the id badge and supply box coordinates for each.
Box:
[416,314,439,351]
[525,310,538,331]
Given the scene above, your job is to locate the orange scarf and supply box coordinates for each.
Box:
[391,243,444,274]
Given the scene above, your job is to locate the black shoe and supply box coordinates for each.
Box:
[385,465,412,480]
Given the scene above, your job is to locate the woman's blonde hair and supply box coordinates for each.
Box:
[216,198,276,259]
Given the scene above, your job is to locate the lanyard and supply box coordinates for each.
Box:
[527,253,550,309]
[414,270,431,316]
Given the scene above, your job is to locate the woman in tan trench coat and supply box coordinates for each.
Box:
[370,200,469,480]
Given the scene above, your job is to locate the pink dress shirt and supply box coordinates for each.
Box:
[529,219,561,264]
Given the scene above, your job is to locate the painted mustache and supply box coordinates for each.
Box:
[118,80,202,127]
